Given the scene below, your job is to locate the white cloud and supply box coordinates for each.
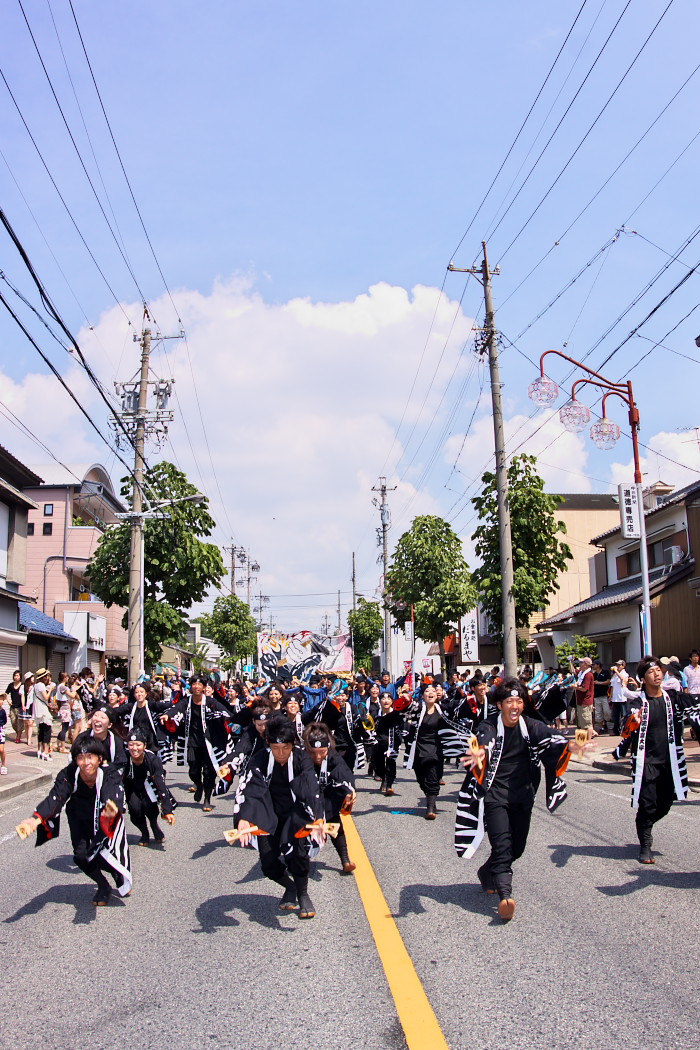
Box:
[609,429,700,490]
[0,277,474,632]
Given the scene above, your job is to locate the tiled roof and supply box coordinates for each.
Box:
[539,561,693,627]
[19,603,78,642]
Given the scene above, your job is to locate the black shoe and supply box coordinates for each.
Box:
[638,845,655,864]
[193,787,203,803]
[202,797,213,812]
[92,886,112,907]
[278,882,297,911]
[137,837,150,847]
[477,862,496,894]
[425,796,437,820]
[297,892,316,919]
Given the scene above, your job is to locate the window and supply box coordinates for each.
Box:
[27,522,34,536]
[42,522,53,536]
[43,504,53,516]
[627,549,641,575]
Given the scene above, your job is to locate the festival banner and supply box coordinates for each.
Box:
[257,630,353,682]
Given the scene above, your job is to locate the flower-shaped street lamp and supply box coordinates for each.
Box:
[528,349,651,653]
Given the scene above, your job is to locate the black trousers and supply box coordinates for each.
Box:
[373,747,397,787]
[636,763,676,841]
[258,829,310,882]
[127,791,162,839]
[188,745,217,795]
[413,756,443,797]
[611,703,627,735]
[69,817,112,894]
[482,796,533,899]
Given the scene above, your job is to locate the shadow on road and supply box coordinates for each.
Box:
[191,839,229,860]
[2,882,123,925]
[597,869,700,896]
[394,880,497,921]
[193,891,298,933]
[547,843,638,867]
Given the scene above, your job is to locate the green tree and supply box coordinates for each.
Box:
[87,461,225,669]
[555,635,598,666]
[189,641,212,673]
[199,594,258,673]
[347,597,383,670]
[384,515,477,673]
[471,454,573,651]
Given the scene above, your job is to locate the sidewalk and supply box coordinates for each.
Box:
[0,729,70,805]
[570,728,700,788]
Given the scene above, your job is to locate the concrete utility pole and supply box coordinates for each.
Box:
[352,552,357,613]
[449,243,517,677]
[223,542,236,595]
[113,313,178,683]
[322,612,330,635]
[337,589,342,634]
[127,327,150,684]
[373,477,396,676]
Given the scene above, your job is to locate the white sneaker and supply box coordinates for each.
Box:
[37,751,42,760]
[46,754,53,761]
[0,766,7,775]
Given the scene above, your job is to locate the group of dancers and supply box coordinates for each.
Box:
[16,656,700,921]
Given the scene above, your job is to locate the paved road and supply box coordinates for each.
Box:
[1,756,698,1050]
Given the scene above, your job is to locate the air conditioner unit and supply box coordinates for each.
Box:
[664,545,684,567]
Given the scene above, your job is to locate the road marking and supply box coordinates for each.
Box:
[343,815,450,1050]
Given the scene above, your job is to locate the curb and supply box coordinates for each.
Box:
[0,771,54,805]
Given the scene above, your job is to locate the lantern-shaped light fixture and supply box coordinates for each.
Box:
[559,399,591,433]
[590,417,621,450]
[528,375,559,406]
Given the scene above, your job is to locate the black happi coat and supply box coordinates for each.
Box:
[312,748,355,821]
[373,709,404,761]
[304,698,366,765]
[123,750,176,815]
[233,747,323,845]
[118,699,173,758]
[73,728,127,774]
[613,690,700,808]
[454,715,571,860]
[33,762,132,895]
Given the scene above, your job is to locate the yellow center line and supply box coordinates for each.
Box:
[343,814,450,1050]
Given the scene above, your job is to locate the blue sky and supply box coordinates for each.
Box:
[1,1,699,629]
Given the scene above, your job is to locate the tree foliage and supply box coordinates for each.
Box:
[471,455,573,648]
[199,594,258,672]
[555,635,598,665]
[384,515,476,670]
[347,597,383,670]
[87,461,225,669]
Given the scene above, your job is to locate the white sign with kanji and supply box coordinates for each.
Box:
[618,484,641,539]
[459,608,479,663]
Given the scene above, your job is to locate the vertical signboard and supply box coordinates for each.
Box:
[459,608,479,663]
[619,484,641,539]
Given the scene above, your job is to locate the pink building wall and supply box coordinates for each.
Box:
[24,483,128,659]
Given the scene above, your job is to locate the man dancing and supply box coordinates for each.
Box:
[613,656,700,863]
[233,717,323,919]
[456,679,591,922]
[16,738,132,905]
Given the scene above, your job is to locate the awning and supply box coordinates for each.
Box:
[0,627,27,646]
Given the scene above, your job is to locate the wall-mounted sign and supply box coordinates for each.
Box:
[619,484,641,539]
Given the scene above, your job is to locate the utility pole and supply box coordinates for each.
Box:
[449,243,517,677]
[127,326,150,686]
[322,612,330,635]
[223,541,236,595]
[352,552,357,614]
[113,312,178,683]
[337,589,342,634]
[373,476,396,676]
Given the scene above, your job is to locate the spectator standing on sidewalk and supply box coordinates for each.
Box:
[684,650,700,702]
[592,661,612,733]
[573,657,595,731]
[0,692,8,774]
[610,660,630,734]
[21,671,35,749]
[6,670,23,739]
[32,669,55,761]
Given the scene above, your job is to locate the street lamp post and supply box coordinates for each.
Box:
[528,350,652,655]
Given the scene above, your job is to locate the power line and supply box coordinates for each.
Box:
[495,0,678,262]
[449,0,592,261]
[16,0,148,302]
